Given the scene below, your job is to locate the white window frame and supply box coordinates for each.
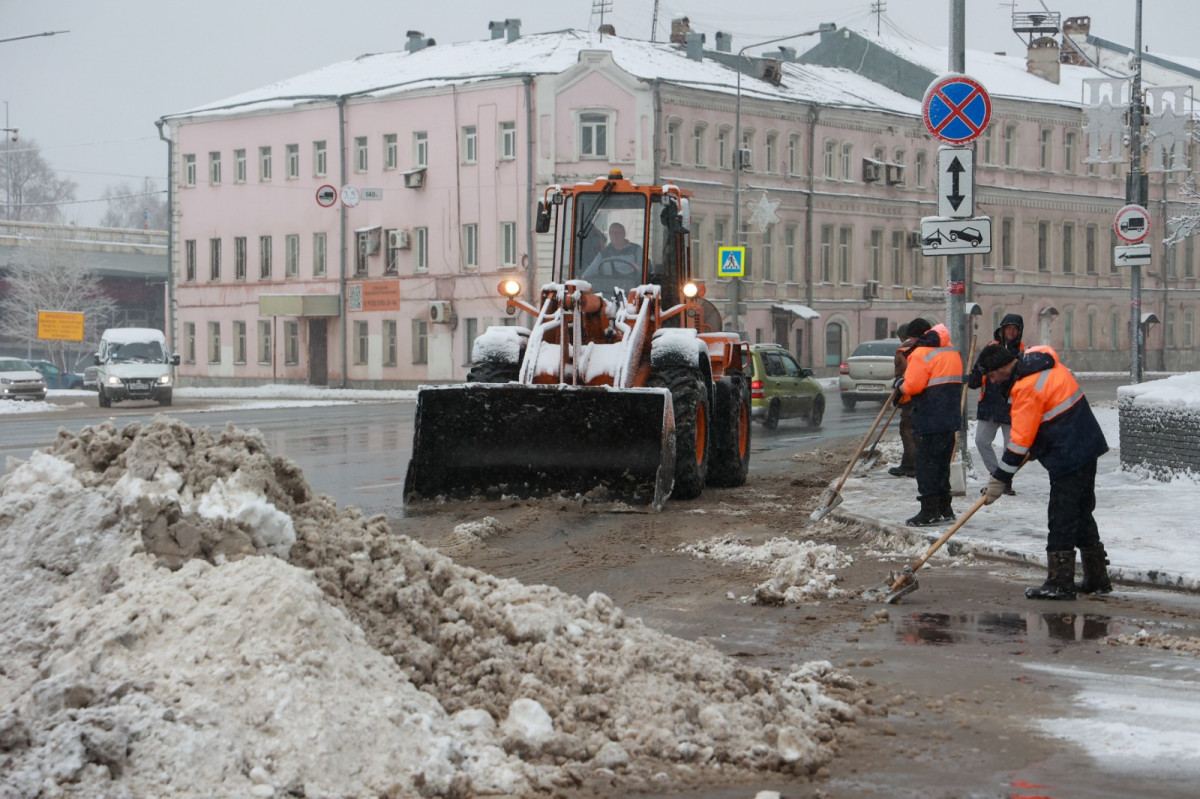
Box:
[234,320,247,365]
[313,232,326,277]
[234,236,247,281]
[234,149,247,183]
[209,151,221,185]
[355,136,368,172]
[500,121,516,160]
[286,143,299,179]
[183,154,196,187]
[354,320,369,365]
[258,320,272,365]
[579,111,609,158]
[313,140,327,177]
[462,223,479,269]
[285,233,300,278]
[666,119,681,164]
[184,321,196,363]
[462,126,477,164]
[383,319,398,366]
[384,133,398,170]
[207,321,221,364]
[500,221,517,267]
[259,146,272,181]
[415,227,429,272]
[284,321,299,365]
[259,235,272,279]
[693,123,707,167]
[414,132,428,167]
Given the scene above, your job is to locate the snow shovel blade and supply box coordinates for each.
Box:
[883,566,919,604]
[809,486,843,521]
[858,450,882,471]
[404,383,676,509]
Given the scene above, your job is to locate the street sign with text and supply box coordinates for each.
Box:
[937,147,974,218]
[920,216,992,256]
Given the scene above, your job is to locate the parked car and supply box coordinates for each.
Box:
[838,339,901,409]
[27,359,84,390]
[0,357,48,401]
[74,351,99,391]
[748,344,825,430]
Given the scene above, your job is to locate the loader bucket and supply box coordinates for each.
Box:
[404,383,676,509]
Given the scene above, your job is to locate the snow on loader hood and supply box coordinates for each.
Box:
[0,416,865,798]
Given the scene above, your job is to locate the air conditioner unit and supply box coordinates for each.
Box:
[906,231,921,249]
[737,148,753,171]
[404,168,426,189]
[388,229,411,249]
[862,159,881,183]
[864,280,880,299]
[429,300,453,324]
[885,163,904,185]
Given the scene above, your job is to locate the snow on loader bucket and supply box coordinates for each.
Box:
[404,383,677,509]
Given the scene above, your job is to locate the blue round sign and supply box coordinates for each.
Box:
[922,74,992,145]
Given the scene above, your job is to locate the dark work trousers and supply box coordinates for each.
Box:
[1045,458,1102,552]
[898,405,916,469]
[914,430,956,501]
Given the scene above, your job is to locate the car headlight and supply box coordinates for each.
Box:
[158,374,172,385]
[106,375,122,385]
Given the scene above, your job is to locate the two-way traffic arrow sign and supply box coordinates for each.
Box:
[937,148,974,218]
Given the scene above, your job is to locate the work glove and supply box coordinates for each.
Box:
[982,476,1008,505]
[892,376,905,393]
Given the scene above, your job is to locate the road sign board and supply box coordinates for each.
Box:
[1114,244,1152,267]
[1114,204,1151,243]
[316,185,337,208]
[920,216,992,256]
[937,147,974,218]
[341,185,361,207]
[717,246,745,278]
[922,74,992,145]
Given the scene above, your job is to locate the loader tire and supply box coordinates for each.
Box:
[651,366,710,500]
[707,374,751,487]
[467,362,520,383]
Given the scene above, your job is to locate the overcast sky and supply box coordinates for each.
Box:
[1,0,1189,227]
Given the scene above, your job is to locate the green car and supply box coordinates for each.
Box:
[748,344,825,430]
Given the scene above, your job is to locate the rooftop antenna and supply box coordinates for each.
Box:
[870,1,886,36]
[650,0,660,42]
[593,0,613,41]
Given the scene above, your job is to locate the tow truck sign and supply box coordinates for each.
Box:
[919,216,992,256]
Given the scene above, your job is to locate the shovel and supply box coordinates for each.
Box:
[857,402,900,472]
[881,494,988,603]
[948,334,978,496]
[811,389,898,521]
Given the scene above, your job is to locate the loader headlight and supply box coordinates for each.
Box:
[499,279,522,297]
[682,281,704,299]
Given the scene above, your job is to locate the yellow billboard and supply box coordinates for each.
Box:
[37,311,86,342]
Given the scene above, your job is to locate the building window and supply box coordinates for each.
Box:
[1040,128,1053,170]
[414,132,428,167]
[1166,311,1176,347]
[1111,311,1121,349]
[183,322,196,363]
[1002,217,1014,268]
[1186,235,1196,278]
[385,229,400,274]
[1064,130,1077,174]
[209,151,221,185]
[1184,311,1194,348]
[207,322,221,364]
[286,234,299,278]
[462,318,479,366]
[891,230,904,284]
[313,140,327,176]
[354,321,369,365]
[788,133,801,175]
[1109,227,1120,275]
[234,149,246,183]
[840,143,853,180]
[1062,222,1074,273]
[693,124,707,167]
[870,229,883,281]
[761,225,774,281]
[740,128,755,172]
[500,121,516,159]
[1064,309,1074,350]
[580,112,608,157]
[838,226,852,282]
[1086,224,1097,274]
[355,136,368,172]
[258,320,272,364]
[462,126,477,164]
[462,223,479,269]
[983,125,996,164]
[786,226,798,282]
[718,127,731,169]
[1087,310,1096,349]
[209,238,221,281]
[667,119,681,164]
[286,144,299,179]
[820,225,833,281]
[234,321,247,365]
[384,319,398,366]
[234,236,247,281]
[915,150,927,187]
[765,133,778,173]
[412,319,428,364]
[183,154,196,187]
[1004,124,1017,166]
[185,239,196,282]
[823,140,836,178]
[260,235,272,279]
[259,146,272,181]
[355,230,370,276]
[415,227,429,272]
[1037,221,1049,272]
[313,232,326,277]
[284,321,299,365]
[384,133,398,170]
[500,221,517,267]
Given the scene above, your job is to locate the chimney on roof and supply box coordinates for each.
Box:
[406,30,434,53]
[1060,15,1090,65]
[685,31,705,62]
[715,31,732,53]
[489,20,506,39]
[670,16,691,45]
[599,23,616,37]
[505,18,521,42]
[1026,35,1061,83]
[776,46,797,61]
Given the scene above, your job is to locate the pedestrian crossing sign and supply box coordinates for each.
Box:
[717,246,745,278]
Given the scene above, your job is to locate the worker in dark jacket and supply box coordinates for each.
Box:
[967,314,1025,490]
[895,322,963,526]
[889,318,931,478]
[978,343,1111,600]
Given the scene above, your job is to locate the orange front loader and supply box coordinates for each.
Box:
[404,171,751,509]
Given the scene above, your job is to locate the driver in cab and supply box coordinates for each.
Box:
[582,223,643,289]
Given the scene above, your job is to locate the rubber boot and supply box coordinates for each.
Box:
[1025,551,1078,600]
[938,495,956,523]
[905,496,942,527]
[1075,547,1113,595]
[889,465,916,477]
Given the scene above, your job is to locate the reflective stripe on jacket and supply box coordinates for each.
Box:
[901,323,963,435]
[997,345,1108,480]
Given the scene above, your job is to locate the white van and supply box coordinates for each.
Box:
[93,328,180,407]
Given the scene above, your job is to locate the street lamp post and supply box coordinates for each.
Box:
[3,101,16,221]
[731,28,826,336]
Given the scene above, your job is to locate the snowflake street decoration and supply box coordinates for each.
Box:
[1146,86,1193,173]
[747,191,780,233]
[1082,78,1129,164]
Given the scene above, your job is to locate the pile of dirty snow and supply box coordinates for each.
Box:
[0,417,865,798]
[681,535,853,604]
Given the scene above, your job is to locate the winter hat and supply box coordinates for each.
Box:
[905,318,932,338]
[977,342,1017,372]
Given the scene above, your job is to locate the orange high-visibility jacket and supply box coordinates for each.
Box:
[996,345,1108,480]
[901,324,963,435]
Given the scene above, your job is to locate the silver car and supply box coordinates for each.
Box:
[837,339,900,409]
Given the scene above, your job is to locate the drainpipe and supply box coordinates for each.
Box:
[154,119,176,356]
[652,79,662,185]
[804,104,819,368]
[523,76,536,303]
[337,96,348,387]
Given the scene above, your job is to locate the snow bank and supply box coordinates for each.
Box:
[0,417,865,798]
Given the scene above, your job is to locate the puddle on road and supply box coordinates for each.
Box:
[891,611,1123,647]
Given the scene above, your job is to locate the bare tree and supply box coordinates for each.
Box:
[0,229,118,370]
[100,179,168,230]
[0,137,77,223]
[1166,124,1200,246]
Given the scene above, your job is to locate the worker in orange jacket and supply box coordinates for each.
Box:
[889,318,931,478]
[977,343,1111,600]
[895,322,963,526]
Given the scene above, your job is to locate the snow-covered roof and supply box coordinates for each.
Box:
[163,29,920,122]
[773,303,821,320]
